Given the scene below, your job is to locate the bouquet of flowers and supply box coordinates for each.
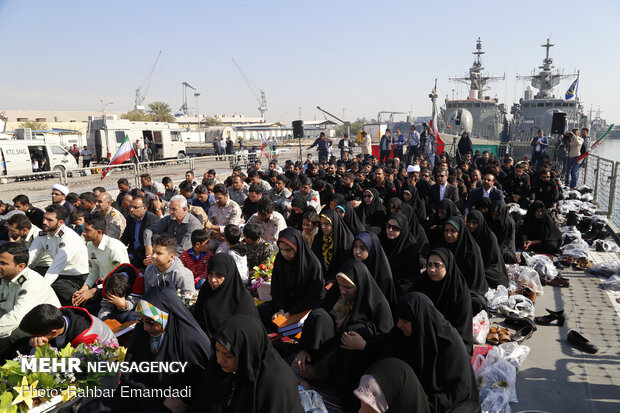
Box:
[251,253,276,292]
[177,289,199,312]
[0,340,126,412]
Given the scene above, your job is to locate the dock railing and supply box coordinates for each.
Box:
[577,154,620,227]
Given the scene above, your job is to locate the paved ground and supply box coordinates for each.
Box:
[0,146,318,209]
[511,250,620,413]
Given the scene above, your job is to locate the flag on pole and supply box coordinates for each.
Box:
[576,123,613,162]
[429,85,445,154]
[101,135,136,179]
[259,133,275,160]
[565,77,579,100]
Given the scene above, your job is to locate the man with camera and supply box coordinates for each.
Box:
[564,131,584,189]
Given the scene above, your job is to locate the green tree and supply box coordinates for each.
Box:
[148,102,175,122]
[202,116,221,126]
[121,109,152,121]
[18,120,48,130]
[335,122,364,137]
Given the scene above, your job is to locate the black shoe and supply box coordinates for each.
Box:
[511,325,535,343]
[504,316,537,332]
[567,330,599,354]
[534,309,565,326]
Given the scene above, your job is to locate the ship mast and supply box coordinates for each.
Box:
[450,38,504,100]
[517,38,577,99]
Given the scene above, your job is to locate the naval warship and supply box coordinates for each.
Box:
[439,38,604,142]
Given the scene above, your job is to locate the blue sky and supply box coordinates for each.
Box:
[1,0,619,123]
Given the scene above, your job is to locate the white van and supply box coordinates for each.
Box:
[0,140,78,176]
[88,116,187,162]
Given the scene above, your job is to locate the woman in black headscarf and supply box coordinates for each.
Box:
[354,358,430,413]
[397,203,430,262]
[387,197,403,216]
[456,132,473,166]
[401,184,427,225]
[352,231,398,311]
[342,293,481,413]
[411,248,473,355]
[466,210,509,288]
[81,287,213,413]
[355,188,387,234]
[194,253,259,339]
[337,198,366,235]
[191,315,304,413]
[522,200,562,254]
[293,260,393,407]
[441,216,488,314]
[487,201,518,264]
[287,195,312,230]
[311,208,354,281]
[379,213,421,296]
[427,198,460,247]
[258,228,325,329]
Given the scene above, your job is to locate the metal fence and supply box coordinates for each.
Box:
[577,154,620,227]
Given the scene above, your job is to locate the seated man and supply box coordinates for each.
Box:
[121,195,159,270]
[6,213,52,276]
[19,303,117,348]
[28,205,89,306]
[246,198,286,250]
[72,214,130,310]
[143,195,203,263]
[143,234,195,295]
[0,243,60,358]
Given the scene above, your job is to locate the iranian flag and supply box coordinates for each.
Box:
[429,92,445,154]
[101,135,136,179]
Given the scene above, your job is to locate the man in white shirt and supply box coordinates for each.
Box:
[6,213,53,275]
[28,205,88,306]
[72,214,130,308]
[246,199,286,251]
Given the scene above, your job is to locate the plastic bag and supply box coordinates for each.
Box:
[472,310,491,345]
[561,225,582,243]
[591,215,608,225]
[517,268,544,294]
[522,253,558,280]
[560,239,592,259]
[506,264,521,282]
[495,342,530,371]
[507,295,535,318]
[298,387,328,413]
[485,286,509,312]
[477,359,518,404]
[593,239,620,253]
[586,260,620,277]
[600,275,620,291]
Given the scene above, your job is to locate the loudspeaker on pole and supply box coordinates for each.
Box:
[292,120,304,139]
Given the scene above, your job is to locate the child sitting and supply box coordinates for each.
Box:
[98,264,141,322]
[216,224,249,284]
[244,223,272,272]
[70,210,85,236]
[301,210,319,247]
[143,234,195,295]
[180,229,213,289]
[20,304,117,348]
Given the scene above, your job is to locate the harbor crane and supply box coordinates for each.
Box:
[134,50,162,110]
[180,82,197,117]
[232,58,267,120]
[316,106,350,137]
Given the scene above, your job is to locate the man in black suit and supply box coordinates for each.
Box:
[429,169,459,215]
[12,195,44,228]
[120,195,159,270]
[464,173,505,215]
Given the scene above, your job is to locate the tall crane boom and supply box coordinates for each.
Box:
[232,58,267,120]
[135,50,162,110]
[180,82,197,117]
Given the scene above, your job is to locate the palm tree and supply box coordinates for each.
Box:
[18,120,48,130]
[148,102,175,122]
[121,109,152,122]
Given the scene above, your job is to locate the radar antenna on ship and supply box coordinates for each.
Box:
[449,38,504,100]
[516,38,577,99]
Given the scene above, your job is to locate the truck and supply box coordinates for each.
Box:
[87,115,186,163]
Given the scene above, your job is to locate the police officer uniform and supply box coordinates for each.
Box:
[0,267,60,356]
[85,235,130,288]
[104,207,127,240]
[28,224,89,306]
[21,223,53,275]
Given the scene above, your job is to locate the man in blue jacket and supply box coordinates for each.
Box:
[530,130,548,171]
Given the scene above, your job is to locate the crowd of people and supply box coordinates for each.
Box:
[0,128,579,412]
